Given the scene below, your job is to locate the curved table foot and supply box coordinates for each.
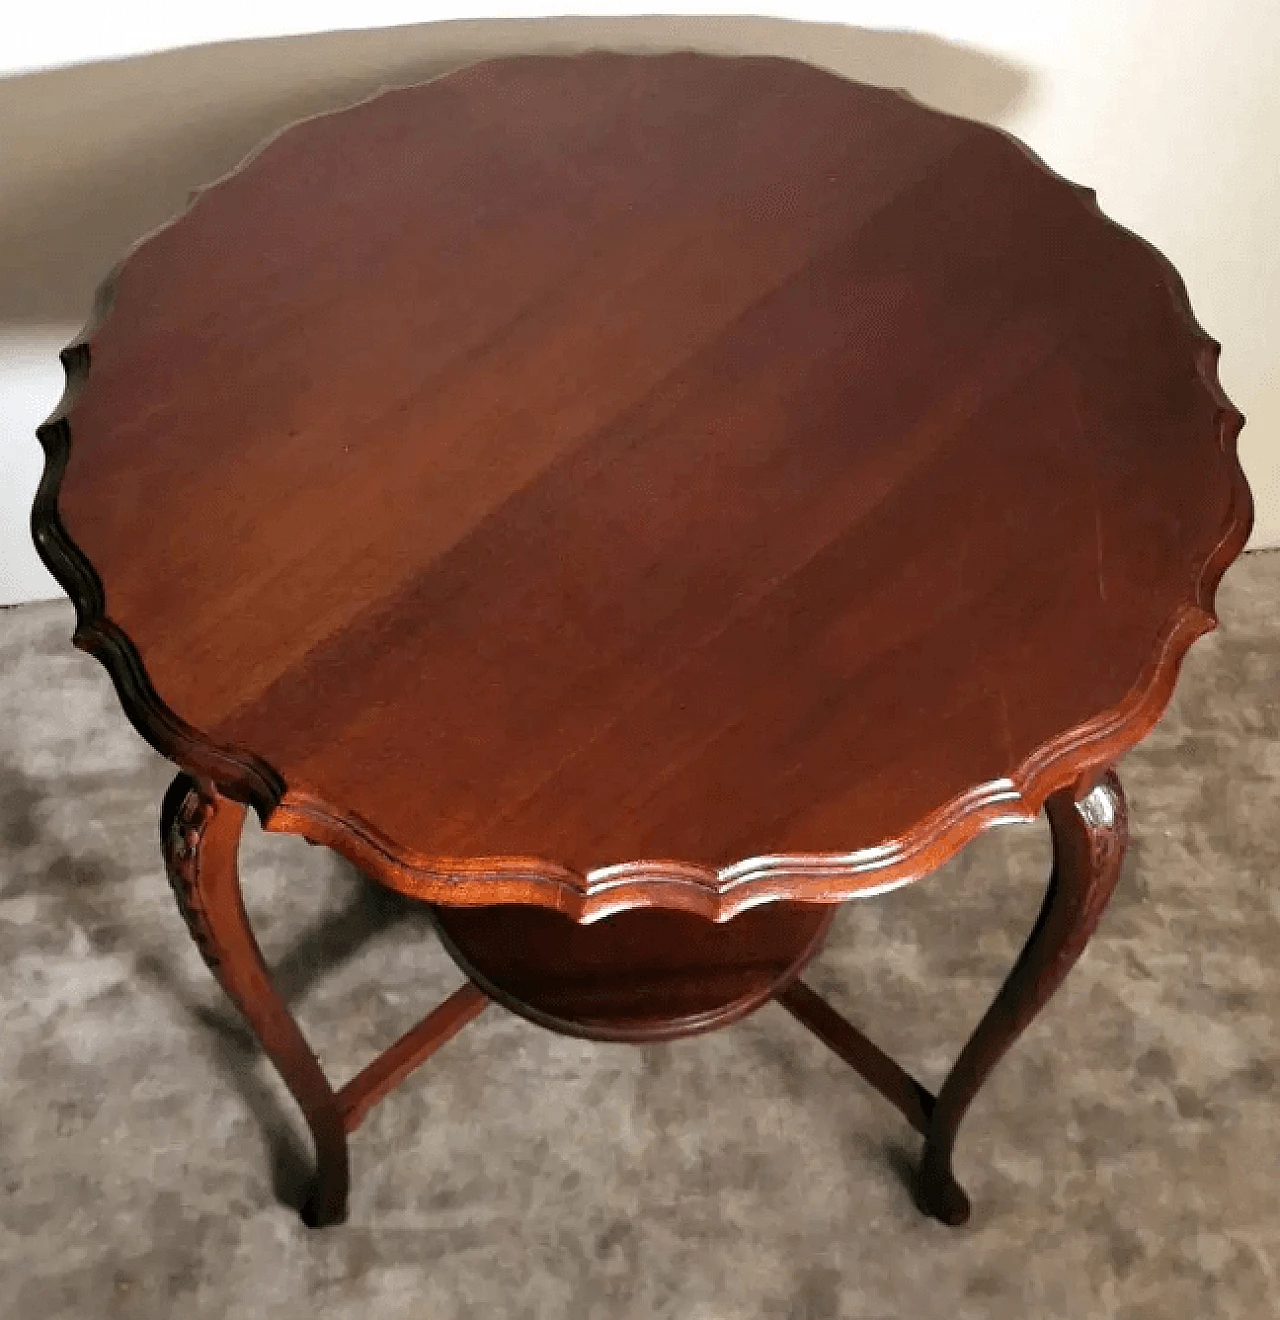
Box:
[917,770,1128,1224]
[162,774,350,1227]
[915,1160,972,1226]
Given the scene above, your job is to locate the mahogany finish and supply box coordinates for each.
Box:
[918,770,1129,1224]
[774,772,1126,1224]
[36,54,1251,1231]
[162,773,349,1227]
[775,979,937,1137]
[431,901,835,1041]
[36,53,1248,919]
[336,982,489,1134]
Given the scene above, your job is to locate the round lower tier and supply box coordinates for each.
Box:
[429,900,837,1042]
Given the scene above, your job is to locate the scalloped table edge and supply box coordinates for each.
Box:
[30,64,1254,924]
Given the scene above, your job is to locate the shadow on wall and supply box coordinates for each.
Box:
[0,15,1030,327]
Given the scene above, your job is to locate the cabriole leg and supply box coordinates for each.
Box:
[918,770,1128,1225]
[161,773,350,1227]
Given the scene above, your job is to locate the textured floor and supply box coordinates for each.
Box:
[0,553,1277,1320]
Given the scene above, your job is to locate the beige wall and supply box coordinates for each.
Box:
[2,9,1276,603]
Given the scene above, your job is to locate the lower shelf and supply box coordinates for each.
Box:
[430,900,838,1042]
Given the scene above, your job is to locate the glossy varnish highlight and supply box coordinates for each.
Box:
[38,53,1250,916]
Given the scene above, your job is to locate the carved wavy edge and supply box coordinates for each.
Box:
[33,279,286,809]
[31,55,1253,923]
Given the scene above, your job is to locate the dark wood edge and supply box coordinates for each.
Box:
[32,55,1254,919]
[426,903,836,1042]
[33,326,286,811]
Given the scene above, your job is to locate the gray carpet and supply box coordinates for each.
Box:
[1,553,1276,1319]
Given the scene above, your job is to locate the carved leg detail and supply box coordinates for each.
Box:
[162,773,350,1227]
[917,770,1128,1225]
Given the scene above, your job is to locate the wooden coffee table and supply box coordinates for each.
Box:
[34,53,1251,1230]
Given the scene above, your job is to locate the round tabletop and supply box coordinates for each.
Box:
[37,53,1250,919]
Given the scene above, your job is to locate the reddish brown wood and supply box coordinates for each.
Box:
[431,902,836,1041]
[36,54,1251,1230]
[917,770,1129,1225]
[161,773,349,1227]
[775,979,936,1136]
[35,53,1249,920]
[336,982,489,1133]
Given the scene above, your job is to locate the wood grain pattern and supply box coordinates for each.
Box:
[38,53,1251,920]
